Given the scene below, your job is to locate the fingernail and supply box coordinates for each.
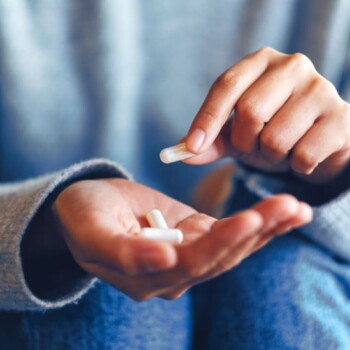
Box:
[186,128,206,153]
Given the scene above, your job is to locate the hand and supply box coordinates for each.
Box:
[185,47,350,183]
[53,178,312,301]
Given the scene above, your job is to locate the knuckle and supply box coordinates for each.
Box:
[260,130,288,159]
[315,77,339,98]
[215,70,244,90]
[199,110,217,128]
[293,147,319,172]
[256,46,276,56]
[235,99,266,125]
[287,52,314,73]
[182,213,216,232]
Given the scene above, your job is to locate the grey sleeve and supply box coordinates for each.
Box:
[300,185,350,262]
[0,158,130,311]
[290,160,350,261]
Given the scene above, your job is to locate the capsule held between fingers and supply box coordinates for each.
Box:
[160,143,196,164]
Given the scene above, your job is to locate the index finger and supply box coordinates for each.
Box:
[185,47,273,154]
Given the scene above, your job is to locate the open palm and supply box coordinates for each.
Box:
[53,178,312,301]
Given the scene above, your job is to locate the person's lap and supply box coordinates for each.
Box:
[4,180,350,350]
[0,281,191,350]
[189,176,350,349]
[192,231,350,350]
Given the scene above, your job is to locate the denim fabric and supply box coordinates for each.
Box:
[192,182,350,350]
[0,281,192,350]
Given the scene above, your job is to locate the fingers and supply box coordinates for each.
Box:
[178,209,264,272]
[157,194,309,289]
[185,49,313,154]
[83,195,312,302]
[183,133,227,165]
[291,106,350,175]
[244,201,313,258]
[145,209,263,293]
[79,210,262,301]
[159,195,312,298]
[231,59,301,153]
[229,54,316,157]
[184,48,350,182]
[269,201,313,234]
[258,86,323,162]
[203,195,311,278]
[186,47,276,153]
[176,213,217,243]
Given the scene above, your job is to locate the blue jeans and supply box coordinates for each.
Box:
[192,183,350,350]
[3,184,350,349]
[0,282,191,349]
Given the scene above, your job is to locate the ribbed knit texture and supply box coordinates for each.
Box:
[0,159,130,310]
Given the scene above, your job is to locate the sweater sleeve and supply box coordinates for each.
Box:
[0,158,130,311]
[300,187,350,262]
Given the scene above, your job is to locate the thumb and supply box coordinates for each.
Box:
[183,115,234,165]
[92,233,178,276]
[183,135,226,165]
[63,218,178,276]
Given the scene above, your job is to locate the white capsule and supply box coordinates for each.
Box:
[140,228,184,244]
[160,142,196,164]
[146,209,169,229]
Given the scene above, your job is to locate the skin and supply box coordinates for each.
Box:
[50,47,335,302]
[53,178,312,301]
[185,47,350,184]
